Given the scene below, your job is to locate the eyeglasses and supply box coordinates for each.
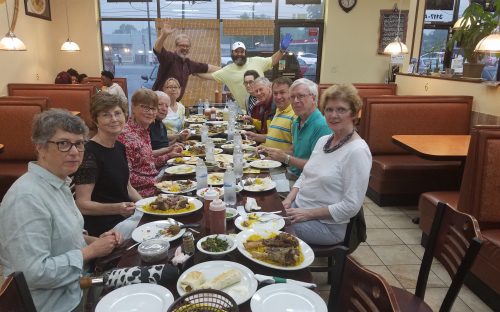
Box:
[98,110,124,120]
[325,107,352,115]
[290,93,311,101]
[176,44,191,49]
[243,81,255,86]
[47,140,86,152]
[138,104,158,113]
[164,86,179,90]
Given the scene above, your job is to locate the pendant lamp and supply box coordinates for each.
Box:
[0,0,26,51]
[60,0,80,52]
[475,25,500,53]
[384,1,408,55]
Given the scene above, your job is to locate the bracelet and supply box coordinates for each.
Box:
[284,154,291,165]
[280,49,286,54]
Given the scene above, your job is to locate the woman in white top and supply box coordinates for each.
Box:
[282,83,372,245]
[162,78,186,133]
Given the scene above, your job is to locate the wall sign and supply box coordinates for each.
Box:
[378,9,409,54]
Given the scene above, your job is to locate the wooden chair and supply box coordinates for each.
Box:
[308,207,366,282]
[0,272,37,312]
[392,202,483,312]
[335,256,400,311]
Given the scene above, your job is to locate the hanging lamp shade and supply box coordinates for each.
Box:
[61,39,80,52]
[0,30,26,51]
[453,17,472,29]
[474,26,500,53]
[383,36,409,55]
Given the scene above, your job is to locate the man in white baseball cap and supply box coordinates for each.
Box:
[196,34,293,113]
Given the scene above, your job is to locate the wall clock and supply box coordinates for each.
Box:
[339,0,357,13]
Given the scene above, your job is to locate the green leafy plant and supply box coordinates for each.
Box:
[447,0,500,63]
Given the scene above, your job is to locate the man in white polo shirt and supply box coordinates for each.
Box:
[197,34,292,112]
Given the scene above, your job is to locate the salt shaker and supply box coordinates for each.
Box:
[182,232,195,255]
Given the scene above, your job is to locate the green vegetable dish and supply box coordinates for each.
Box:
[201,236,229,252]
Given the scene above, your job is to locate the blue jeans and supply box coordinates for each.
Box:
[290,202,347,245]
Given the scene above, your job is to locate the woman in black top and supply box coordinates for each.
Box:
[74,93,142,236]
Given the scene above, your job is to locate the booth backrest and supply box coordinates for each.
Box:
[86,77,128,97]
[359,96,472,155]
[319,83,397,100]
[458,125,500,227]
[0,104,41,161]
[0,96,50,111]
[7,84,95,128]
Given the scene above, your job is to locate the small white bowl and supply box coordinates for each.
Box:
[225,208,238,220]
[196,234,236,258]
[196,187,224,199]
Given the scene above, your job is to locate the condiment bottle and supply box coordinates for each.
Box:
[204,106,211,120]
[223,106,230,121]
[209,199,226,235]
[182,232,195,255]
[210,106,216,120]
[203,187,219,231]
[215,89,222,103]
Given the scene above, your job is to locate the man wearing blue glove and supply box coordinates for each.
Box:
[196,33,293,113]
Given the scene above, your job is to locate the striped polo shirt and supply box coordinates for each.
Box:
[263,104,296,150]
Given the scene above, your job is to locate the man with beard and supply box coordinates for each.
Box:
[152,21,220,101]
[197,34,293,112]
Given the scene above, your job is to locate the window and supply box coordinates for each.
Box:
[99,0,326,101]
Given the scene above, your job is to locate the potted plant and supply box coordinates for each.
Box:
[447,0,500,77]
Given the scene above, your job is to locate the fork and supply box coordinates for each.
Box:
[258,216,290,223]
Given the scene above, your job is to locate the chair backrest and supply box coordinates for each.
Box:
[458,125,500,229]
[318,83,397,101]
[0,104,42,161]
[335,256,400,312]
[358,95,472,155]
[415,202,482,312]
[0,272,37,312]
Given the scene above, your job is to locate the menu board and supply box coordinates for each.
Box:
[378,9,409,54]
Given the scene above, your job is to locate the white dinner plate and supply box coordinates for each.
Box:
[196,187,224,198]
[234,212,285,231]
[242,177,276,192]
[136,195,203,217]
[177,260,258,305]
[166,156,200,166]
[165,165,196,175]
[207,172,225,185]
[249,160,282,169]
[95,284,174,312]
[236,229,315,271]
[250,284,327,312]
[155,180,197,194]
[131,220,186,243]
[213,148,223,154]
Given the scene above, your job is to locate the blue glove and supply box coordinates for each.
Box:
[280,33,293,51]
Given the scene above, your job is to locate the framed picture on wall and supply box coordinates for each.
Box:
[24,0,51,21]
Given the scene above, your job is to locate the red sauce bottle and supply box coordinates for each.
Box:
[209,199,226,235]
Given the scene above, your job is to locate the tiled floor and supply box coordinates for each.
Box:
[313,197,493,311]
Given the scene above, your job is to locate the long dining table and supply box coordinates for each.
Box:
[88,167,315,311]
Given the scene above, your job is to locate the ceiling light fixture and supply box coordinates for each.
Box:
[475,24,500,53]
[383,1,408,55]
[0,0,26,51]
[60,0,80,52]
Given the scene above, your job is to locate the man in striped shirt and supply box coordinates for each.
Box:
[246,77,295,150]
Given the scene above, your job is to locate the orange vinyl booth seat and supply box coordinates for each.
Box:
[7,83,96,128]
[418,125,500,310]
[0,101,45,200]
[318,83,397,100]
[86,77,128,97]
[358,95,473,206]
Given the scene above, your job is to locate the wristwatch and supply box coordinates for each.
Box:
[284,154,291,165]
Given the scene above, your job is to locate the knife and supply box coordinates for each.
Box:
[254,274,316,289]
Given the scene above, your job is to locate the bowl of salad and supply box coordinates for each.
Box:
[196,234,236,258]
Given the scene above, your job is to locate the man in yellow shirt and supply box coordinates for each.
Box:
[246,77,295,150]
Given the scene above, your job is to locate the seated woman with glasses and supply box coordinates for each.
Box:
[162,78,186,134]
[0,109,122,312]
[117,89,183,197]
[281,84,372,245]
[73,93,143,237]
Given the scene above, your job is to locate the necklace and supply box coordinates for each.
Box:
[323,129,355,153]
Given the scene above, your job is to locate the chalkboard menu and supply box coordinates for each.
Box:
[378,9,409,54]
